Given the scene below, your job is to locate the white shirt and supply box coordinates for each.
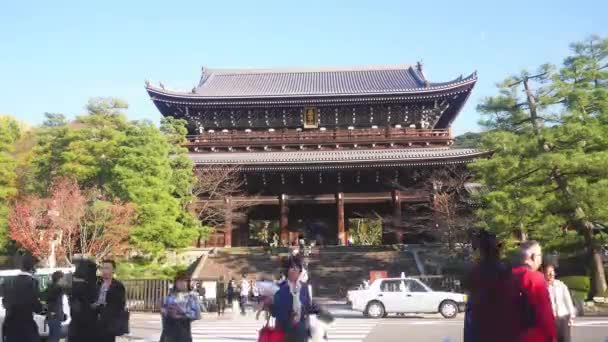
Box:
[240,279,250,297]
[548,279,576,318]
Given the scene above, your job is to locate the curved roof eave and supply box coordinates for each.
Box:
[145,73,477,101]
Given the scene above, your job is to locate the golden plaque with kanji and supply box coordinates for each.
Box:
[303,107,319,129]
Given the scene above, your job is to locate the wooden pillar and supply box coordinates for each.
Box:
[280,194,289,246]
[392,190,403,244]
[336,192,346,245]
[224,197,232,248]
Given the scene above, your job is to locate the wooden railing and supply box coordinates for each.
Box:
[185,128,451,147]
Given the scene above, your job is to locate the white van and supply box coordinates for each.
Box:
[0,267,74,340]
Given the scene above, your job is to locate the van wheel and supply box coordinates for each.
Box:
[365,301,385,319]
[439,300,458,319]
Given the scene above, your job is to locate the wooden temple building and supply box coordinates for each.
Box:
[146,64,486,247]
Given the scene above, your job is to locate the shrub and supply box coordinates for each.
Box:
[116,260,188,280]
[560,276,590,300]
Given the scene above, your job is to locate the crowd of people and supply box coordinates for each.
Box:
[465,231,577,342]
[2,256,127,342]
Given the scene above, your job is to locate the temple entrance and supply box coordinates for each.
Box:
[212,190,437,247]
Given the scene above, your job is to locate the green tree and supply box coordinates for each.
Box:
[30,113,70,194]
[471,36,608,296]
[61,98,129,191]
[0,116,21,251]
[348,218,382,245]
[28,100,201,255]
[454,132,483,148]
[160,117,196,205]
[111,120,197,255]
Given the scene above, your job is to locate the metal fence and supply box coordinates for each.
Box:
[123,278,219,313]
[123,275,462,313]
[123,279,171,312]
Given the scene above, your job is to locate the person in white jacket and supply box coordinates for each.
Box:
[544,264,576,342]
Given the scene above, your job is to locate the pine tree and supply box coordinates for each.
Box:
[471,36,608,296]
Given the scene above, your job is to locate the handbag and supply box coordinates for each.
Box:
[258,318,285,342]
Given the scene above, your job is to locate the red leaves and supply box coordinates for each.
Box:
[8,177,135,264]
[8,197,54,259]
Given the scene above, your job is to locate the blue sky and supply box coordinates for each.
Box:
[1,0,606,135]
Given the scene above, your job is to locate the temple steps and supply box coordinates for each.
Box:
[193,246,421,299]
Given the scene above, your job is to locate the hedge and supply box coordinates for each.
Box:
[560,276,590,300]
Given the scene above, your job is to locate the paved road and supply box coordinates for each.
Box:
[128,311,608,342]
[364,316,608,342]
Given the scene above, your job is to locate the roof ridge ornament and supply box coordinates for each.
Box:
[145,80,150,87]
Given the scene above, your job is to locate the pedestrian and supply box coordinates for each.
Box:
[1,254,43,342]
[464,230,517,342]
[216,276,227,316]
[512,240,556,342]
[227,278,237,312]
[240,274,250,315]
[271,255,312,342]
[544,264,576,342]
[253,279,261,303]
[69,257,100,342]
[95,259,128,342]
[160,272,201,342]
[197,281,207,312]
[45,270,68,342]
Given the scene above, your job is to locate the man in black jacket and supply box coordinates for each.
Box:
[2,254,43,342]
[95,259,127,342]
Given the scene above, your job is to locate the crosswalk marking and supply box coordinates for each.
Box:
[183,317,378,341]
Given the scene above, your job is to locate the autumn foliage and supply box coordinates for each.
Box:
[8,178,135,265]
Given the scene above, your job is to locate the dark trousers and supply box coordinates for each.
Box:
[3,320,40,342]
[96,335,116,342]
[239,295,248,314]
[555,316,571,342]
[217,297,226,315]
[47,319,62,342]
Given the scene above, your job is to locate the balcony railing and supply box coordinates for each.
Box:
[185,128,452,148]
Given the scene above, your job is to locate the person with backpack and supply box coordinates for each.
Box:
[512,240,556,342]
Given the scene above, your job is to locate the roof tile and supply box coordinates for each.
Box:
[195,66,427,97]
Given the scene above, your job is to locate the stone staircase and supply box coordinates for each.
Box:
[194,247,282,280]
[307,246,420,298]
[194,246,421,300]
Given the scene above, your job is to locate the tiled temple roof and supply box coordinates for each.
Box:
[146,64,477,99]
[189,147,489,171]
